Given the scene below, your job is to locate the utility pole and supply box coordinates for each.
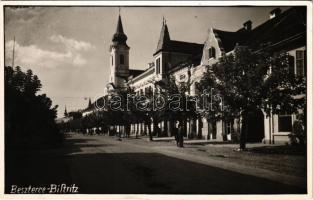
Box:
[12,36,15,67]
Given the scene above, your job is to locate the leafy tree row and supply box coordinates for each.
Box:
[5,66,62,148]
[198,47,306,149]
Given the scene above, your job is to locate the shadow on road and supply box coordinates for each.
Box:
[64,152,306,194]
[5,135,307,194]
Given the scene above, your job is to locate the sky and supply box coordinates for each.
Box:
[4,6,289,117]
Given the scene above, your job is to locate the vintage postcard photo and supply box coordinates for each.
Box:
[1,1,312,199]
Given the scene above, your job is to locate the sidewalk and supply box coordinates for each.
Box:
[151,137,221,145]
[126,135,291,149]
[108,134,306,189]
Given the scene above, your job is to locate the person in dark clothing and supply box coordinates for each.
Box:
[177,122,184,148]
[173,122,179,147]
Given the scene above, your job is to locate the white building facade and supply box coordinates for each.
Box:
[103,7,306,143]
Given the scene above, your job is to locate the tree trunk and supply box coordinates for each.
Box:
[148,123,153,141]
[240,111,248,150]
[197,117,203,139]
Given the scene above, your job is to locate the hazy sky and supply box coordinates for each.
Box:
[4,6,289,117]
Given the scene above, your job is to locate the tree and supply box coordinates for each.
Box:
[149,74,198,139]
[199,47,305,150]
[5,66,61,148]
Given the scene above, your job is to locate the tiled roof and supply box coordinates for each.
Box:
[128,67,155,83]
[213,7,306,53]
[243,7,306,51]
[169,40,204,55]
[129,69,145,79]
[154,20,203,56]
[169,53,203,73]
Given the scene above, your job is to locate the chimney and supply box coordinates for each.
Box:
[270,8,282,19]
[243,20,252,31]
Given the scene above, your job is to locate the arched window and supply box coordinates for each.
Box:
[120,54,124,65]
[208,47,216,59]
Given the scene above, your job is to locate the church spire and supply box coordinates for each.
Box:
[155,18,171,55]
[116,14,124,34]
[64,106,68,117]
[112,11,128,46]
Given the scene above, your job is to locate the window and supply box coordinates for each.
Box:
[156,58,161,74]
[296,50,305,76]
[120,54,124,65]
[144,87,148,95]
[287,55,295,75]
[180,74,186,80]
[208,47,216,59]
[225,121,233,135]
[278,114,292,132]
[148,86,153,95]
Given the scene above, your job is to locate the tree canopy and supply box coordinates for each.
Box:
[199,47,306,149]
[5,66,61,148]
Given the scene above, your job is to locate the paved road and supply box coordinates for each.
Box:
[64,134,306,194]
[6,133,306,194]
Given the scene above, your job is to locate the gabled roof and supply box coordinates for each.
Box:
[243,7,306,51]
[212,29,249,53]
[212,7,306,53]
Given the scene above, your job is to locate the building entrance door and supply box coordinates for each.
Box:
[246,109,265,142]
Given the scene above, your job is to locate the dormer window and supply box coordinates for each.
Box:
[208,47,216,59]
[120,54,124,65]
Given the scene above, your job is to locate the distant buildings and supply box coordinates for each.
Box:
[90,7,306,143]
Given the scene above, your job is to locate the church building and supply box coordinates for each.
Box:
[100,7,306,144]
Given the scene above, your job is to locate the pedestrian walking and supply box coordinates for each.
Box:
[173,122,179,147]
[177,122,184,148]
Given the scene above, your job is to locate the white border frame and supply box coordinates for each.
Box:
[0,1,312,200]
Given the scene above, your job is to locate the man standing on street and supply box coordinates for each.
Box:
[177,122,184,148]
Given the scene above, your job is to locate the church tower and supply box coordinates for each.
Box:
[109,13,130,89]
[153,19,171,79]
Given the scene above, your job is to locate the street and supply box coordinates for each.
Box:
[5,133,306,194]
